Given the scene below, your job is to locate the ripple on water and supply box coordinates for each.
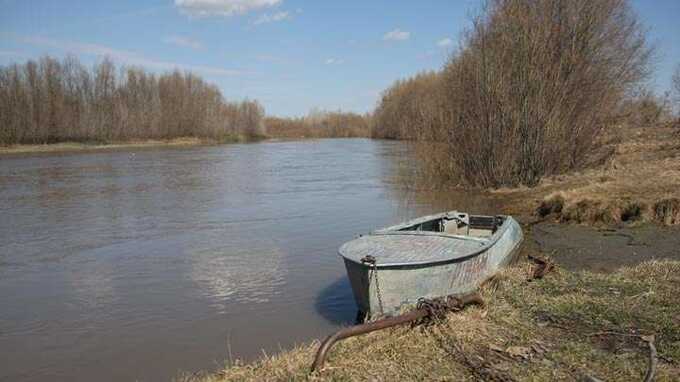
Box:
[189,242,288,313]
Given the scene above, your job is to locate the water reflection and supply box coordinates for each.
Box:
[189,244,288,313]
[391,187,504,217]
[373,140,504,217]
[68,259,118,309]
[0,139,505,382]
[314,276,356,325]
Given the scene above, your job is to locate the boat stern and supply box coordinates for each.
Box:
[342,257,371,318]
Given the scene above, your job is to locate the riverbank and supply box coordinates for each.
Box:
[492,123,680,226]
[178,124,680,381]
[181,254,680,381]
[0,135,266,156]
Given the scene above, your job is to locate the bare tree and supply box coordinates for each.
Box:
[373,71,449,141]
[373,0,652,188]
[265,110,372,139]
[0,55,266,145]
[673,64,680,121]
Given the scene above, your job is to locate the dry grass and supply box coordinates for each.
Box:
[179,125,680,381]
[496,124,680,226]
[179,256,680,381]
[0,137,217,155]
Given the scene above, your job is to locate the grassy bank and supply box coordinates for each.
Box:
[181,256,680,381]
[177,122,680,381]
[0,138,203,155]
[0,135,263,155]
[495,123,680,226]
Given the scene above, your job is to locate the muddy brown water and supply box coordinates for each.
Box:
[0,139,505,382]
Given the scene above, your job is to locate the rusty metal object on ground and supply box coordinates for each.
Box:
[527,254,554,280]
[310,292,485,372]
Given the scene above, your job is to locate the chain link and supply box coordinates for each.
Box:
[371,264,384,316]
[417,296,513,382]
[361,255,384,318]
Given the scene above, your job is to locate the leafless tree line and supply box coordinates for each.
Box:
[0,56,265,145]
[266,108,371,138]
[373,71,449,141]
[374,0,652,187]
[618,88,673,127]
[673,64,680,122]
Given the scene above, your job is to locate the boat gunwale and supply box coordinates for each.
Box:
[338,212,518,268]
[372,211,471,234]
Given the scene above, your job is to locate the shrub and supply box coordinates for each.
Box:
[374,0,653,189]
[373,71,450,141]
[673,64,680,123]
[441,0,652,187]
[536,193,565,218]
[619,88,671,127]
[653,198,680,225]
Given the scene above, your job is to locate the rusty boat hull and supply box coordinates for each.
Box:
[339,211,523,319]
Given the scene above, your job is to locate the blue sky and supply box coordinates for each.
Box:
[1,0,678,117]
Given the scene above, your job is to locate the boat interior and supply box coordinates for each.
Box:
[398,213,505,238]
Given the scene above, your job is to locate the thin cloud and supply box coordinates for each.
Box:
[325,58,344,65]
[383,29,410,41]
[437,38,453,47]
[253,11,290,25]
[20,36,243,76]
[256,54,284,63]
[417,50,437,61]
[0,50,24,58]
[175,0,282,18]
[163,35,204,50]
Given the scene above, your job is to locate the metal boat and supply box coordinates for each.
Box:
[339,211,523,320]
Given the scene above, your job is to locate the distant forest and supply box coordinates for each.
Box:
[3,0,678,191]
[0,56,265,145]
[265,108,371,139]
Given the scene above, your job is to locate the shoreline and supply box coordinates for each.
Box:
[0,136,357,156]
[181,244,680,381]
[179,124,679,381]
[0,138,215,156]
[0,135,277,156]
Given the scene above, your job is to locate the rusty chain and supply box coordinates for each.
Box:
[361,255,384,318]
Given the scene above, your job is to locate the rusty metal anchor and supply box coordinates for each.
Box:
[310,292,485,372]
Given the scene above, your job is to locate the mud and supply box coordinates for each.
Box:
[531,222,680,272]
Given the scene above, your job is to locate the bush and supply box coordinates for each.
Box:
[619,88,671,127]
[374,0,652,188]
[673,64,680,123]
[372,71,450,141]
[441,0,651,187]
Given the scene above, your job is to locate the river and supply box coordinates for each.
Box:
[0,139,501,382]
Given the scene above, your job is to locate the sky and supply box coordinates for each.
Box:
[1,0,679,117]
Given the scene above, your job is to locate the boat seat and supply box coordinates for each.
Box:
[469,215,499,233]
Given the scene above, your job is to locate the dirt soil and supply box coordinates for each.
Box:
[531,222,680,273]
